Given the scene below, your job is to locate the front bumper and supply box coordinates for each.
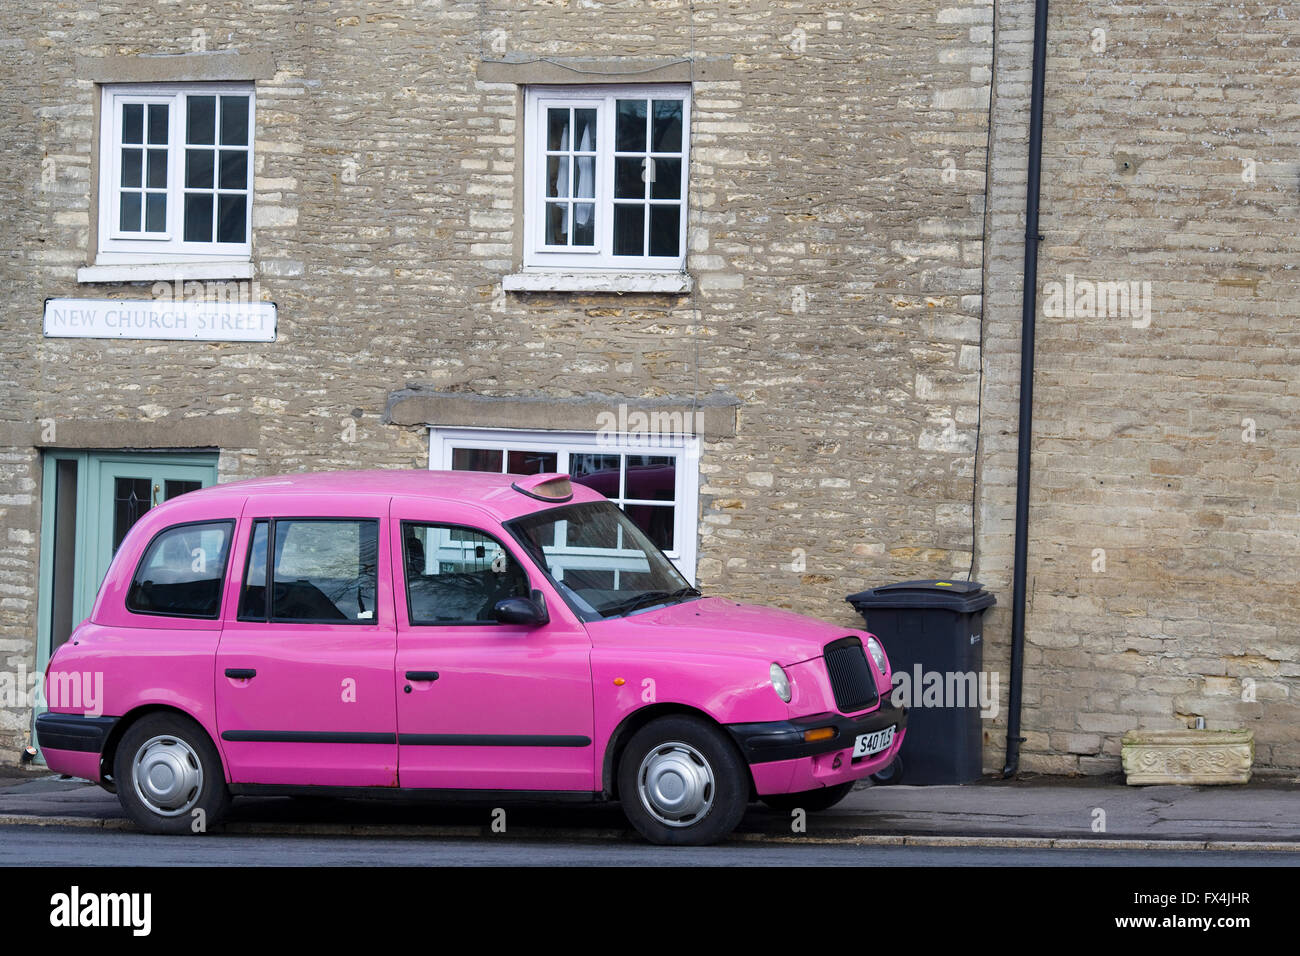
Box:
[726,697,907,765]
[727,698,907,796]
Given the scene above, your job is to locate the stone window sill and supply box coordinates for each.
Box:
[502,271,693,294]
[77,261,255,284]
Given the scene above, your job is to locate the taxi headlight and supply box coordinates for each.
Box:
[770,663,792,703]
[865,637,889,675]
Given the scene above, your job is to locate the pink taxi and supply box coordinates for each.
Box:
[38,470,906,845]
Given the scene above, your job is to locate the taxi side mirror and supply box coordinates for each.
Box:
[493,595,549,627]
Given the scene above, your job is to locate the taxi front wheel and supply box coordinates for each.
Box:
[114,712,230,835]
[617,715,749,846]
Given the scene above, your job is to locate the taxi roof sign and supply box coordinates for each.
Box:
[511,473,575,502]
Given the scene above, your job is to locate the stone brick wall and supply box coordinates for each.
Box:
[0,1,995,762]
[979,1,1300,773]
[10,1,1291,778]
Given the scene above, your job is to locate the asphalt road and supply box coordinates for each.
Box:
[0,825,1293,866]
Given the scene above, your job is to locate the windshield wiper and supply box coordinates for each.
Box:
[602,586,701,618]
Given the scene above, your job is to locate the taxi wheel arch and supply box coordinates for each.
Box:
[102,704,228,786]
[602,703,756,803]
[107,708,231,834]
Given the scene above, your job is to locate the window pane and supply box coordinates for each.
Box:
[627,504,674,552]
[652,99,683,152]
[147,104,169,145]
[616,99,647,151]
[614,157,644,199]
[112,477,152,553]
[613,204,644,256]
[570,453,621,499]
[238,520,269,620]
[217,193,246,243]
[625,456,676,501]
[546,155,569,198]
[122,104,143,144]
[187,96,216,145]
[573,108,597,152]
[507,450,558,475]
[186,148,214,189]
[126,521,233,618]
[546,202,569,245]
[404,524,529,625]
[119,192,142,232]
[272,520,379,623]
[219,150,247,189]
[650,205,680,258]
[146,149,168,189]
[547,108,569,150]
[573,203,595,246]
[574,155,594,198]
[220,96,249,145]
[144,193,167,232]
[650,157,681,199]
[184,193,214,242]
[451,447,503,472]
[121,148,142,188]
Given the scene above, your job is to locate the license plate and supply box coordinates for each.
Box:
[853,725,895,758]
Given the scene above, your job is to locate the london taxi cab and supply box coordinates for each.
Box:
[38,470,905,845]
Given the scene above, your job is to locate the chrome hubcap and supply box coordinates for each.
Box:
[637,741,715,827]
[132,735,203,817]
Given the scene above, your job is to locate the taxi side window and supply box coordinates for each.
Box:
[238,518,379,624]
[402,523,529,624]
[126,520,234,618]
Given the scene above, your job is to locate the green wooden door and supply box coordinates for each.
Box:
[37,451,219,672]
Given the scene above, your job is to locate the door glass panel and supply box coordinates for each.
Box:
[112,477,153,554]
[49,460,79,653]
[238,519,269,620]
[271,520,379,623]
[403,524,529,624]
[164,479,202,501]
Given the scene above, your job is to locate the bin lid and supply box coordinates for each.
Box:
[845,578,996,613]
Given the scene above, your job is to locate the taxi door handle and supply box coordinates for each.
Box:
[405,671,439,682]
[225,668,257,680]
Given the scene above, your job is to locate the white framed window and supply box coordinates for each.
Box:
[522,84,690,273]
[96,83,255,264]
[429,427,700,583]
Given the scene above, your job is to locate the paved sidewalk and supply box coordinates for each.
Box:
[3,766,1298,849]
[827,774,1300,847]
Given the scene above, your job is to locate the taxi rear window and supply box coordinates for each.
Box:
[126,520,234,619]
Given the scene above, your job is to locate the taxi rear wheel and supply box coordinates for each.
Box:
[114,712,230,835]
[617,715,749,846]
[760,780,856,813]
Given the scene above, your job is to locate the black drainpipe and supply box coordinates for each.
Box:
[1003,0,1049,778]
